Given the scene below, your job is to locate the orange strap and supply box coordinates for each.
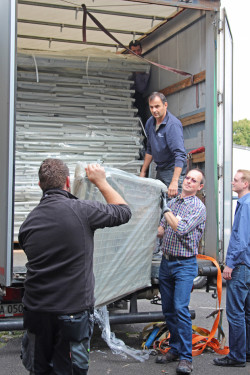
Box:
[157,255,229,356]
[192,254,229,356]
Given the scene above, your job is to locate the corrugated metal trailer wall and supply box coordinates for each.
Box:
[142,9,219,259]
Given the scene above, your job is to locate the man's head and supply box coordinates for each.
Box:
[181,168,205,198]
[38,158,70,192]
[129,40,142,56]
[148,92,168,123]
[232,169,250,197]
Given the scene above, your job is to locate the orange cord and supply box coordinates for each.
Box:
[156,255,229,356]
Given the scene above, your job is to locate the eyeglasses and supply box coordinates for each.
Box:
[184,176,199,184]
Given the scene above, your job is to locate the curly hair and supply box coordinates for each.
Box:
[38,158,69,192]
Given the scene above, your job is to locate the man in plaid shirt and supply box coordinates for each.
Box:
[156,168,206,374]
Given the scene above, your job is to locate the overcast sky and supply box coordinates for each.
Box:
[221,0,250,121]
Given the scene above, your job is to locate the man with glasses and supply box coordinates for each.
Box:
[155,168,206,374]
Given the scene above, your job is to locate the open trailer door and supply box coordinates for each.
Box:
[0,0,17,287]
[217,9,233,263]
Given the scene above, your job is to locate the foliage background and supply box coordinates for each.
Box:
[233,119,250,147]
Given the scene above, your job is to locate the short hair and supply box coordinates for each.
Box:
[187,168,206,185]
[148,92,167,104]
[237,169,250,190]
[129,40,142,50]
[38,158,69,192]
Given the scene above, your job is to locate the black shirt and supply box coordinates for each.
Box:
[19,189,131,314]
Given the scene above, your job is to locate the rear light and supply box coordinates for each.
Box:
[2,287,24,302]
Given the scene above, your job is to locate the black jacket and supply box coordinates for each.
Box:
[19,189,131,314]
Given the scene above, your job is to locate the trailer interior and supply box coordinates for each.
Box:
[0,0,233,329]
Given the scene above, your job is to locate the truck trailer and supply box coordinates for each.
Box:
[0,0,233,329]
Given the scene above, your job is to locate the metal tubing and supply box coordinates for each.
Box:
[110,310,195,324]
[198,266,218,276]
[18,19,145,36]
[18,1,166,20]
[125,0,220,12]
[17,34,116,48]
[0,310,196,330]
[0,318,24,331]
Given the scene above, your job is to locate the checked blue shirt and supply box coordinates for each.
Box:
[160,195,206,257]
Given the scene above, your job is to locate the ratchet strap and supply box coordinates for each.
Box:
[143,255,229,356]
[191,254,229,356]
[81,4,193,79]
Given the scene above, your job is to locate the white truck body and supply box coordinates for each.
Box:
[0,1,232,305]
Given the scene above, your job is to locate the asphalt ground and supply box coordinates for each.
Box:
[0,286,250,375]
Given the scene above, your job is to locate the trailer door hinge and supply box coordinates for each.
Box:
[218,240,223,252]
[218,18,223,33]
[217,91,223,106]
[217,164,223,179]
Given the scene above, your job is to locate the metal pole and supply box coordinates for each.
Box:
[0,310,196,331]
[18,1,166,20]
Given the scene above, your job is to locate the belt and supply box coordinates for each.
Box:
[163,253,195,261]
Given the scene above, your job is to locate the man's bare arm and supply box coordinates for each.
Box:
[140,153,153,177]
[85,164,128,205]
[168,166,182,198]
[163,211,179,231]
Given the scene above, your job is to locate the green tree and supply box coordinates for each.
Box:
[233,119,250,147]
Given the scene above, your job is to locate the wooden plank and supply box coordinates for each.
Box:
[161,70,206,96]
[191,152,205,163]
[180,111,205,127]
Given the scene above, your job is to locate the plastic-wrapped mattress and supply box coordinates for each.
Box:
[73,163,166,307]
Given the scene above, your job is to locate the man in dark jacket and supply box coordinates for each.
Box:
[140,92,187,199]
[129,39,150,126]
[19,158,132,375]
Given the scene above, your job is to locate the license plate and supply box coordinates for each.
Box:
[0,303,24,317]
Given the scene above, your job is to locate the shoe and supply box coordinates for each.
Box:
[213,356,246,367]
[155,351,179,364]
[176,360,193,374]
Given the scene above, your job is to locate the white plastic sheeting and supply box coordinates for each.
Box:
[73,163,166,307]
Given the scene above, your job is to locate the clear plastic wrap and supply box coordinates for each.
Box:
[73,163,166,307]
[94,306,150,362]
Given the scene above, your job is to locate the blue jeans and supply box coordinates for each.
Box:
[159,256,197,361]
[226,264,250,362]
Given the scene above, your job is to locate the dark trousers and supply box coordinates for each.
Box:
[134,91,148,126]
[156,162,187,199]
[21,309,94,375]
